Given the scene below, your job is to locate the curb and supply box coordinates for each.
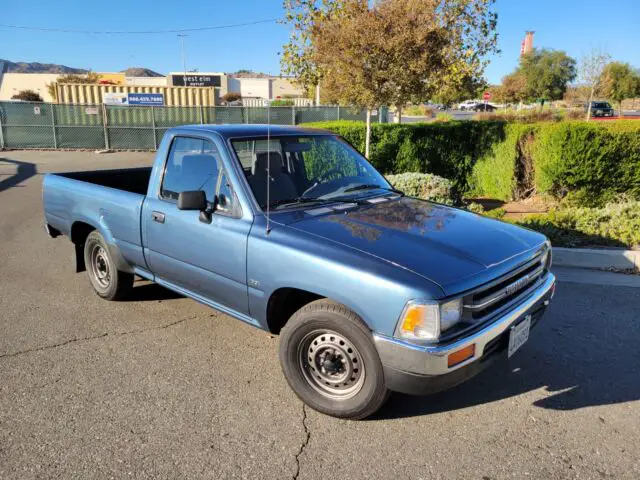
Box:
[552,247,639,272]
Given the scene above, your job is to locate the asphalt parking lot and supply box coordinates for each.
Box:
[1,151,639,479]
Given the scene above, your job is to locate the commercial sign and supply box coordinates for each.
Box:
[103,92,164,106]
[127,93,164,106]
[171,74,221,87]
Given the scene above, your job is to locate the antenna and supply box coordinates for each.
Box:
[264,98,271,234]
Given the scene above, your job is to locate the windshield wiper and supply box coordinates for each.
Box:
[264,197,332,210]
[343,184,404,196]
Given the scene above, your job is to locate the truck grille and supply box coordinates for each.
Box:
[462,250,549,322]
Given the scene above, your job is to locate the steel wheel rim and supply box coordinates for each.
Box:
[298,329,365,399]
[90,244,111,289]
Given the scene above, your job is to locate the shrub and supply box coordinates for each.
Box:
[474,109,560,123]
[11,90,43,102]
[470,123,536,201]
[271,99,295,106]
[222,92,242,103]
[304,120,507,198]
[434,112,453,122]
[514,200,640,248]
[404,105,434,117]
[303,119,640,205]
[386,172,454,204]
[532,121,640,205]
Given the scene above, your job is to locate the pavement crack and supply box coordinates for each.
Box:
[292,403,311,480]
[0,314,201,360]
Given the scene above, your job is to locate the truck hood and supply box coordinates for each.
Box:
[285,197,546,292]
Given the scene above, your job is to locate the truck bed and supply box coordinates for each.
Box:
[57,167,152,196]
[43,167,152,271]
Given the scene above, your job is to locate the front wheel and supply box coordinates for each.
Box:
[84,231,133,301]
[279,299,389,419]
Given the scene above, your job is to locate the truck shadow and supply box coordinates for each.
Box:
[125,282,183,302]
[0,158,38,193]
[373,282,640,420]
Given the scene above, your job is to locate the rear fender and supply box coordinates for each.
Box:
[71,216,134,274]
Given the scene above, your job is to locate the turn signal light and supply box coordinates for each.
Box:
[447,344,475,368]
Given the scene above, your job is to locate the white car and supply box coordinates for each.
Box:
[457,100,480,111]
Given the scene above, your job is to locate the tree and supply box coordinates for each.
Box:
[563,84,591,107]
[306,0,498,156]
[11,90,43,102]
[517,49,577,103]
[578,49,611,120]
[496,72,528,104]
[280,0,349,103]
[432,74,487,107]
[47,72,102,102]
[600,62,640,115]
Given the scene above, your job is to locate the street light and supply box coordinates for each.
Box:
[177,33,188,85]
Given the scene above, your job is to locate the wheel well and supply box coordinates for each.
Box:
[267,288,323,334]
[71,221,96,246]
[70,222,96,273]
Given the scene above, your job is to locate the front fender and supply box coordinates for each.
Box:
[247,222,443,336]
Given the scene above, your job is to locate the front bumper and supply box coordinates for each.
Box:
[373,273,556,395]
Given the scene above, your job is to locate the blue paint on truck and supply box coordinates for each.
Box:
[42,124,556,418]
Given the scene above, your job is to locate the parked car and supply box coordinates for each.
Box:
[457,100,479,110]
[472,103,496,112]
[587,101,615,117]
[43,125,556,419]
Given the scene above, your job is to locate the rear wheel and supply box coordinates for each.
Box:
[279,299,389,419]
[84,231,133,301]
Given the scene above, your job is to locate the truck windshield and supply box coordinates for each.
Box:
[231,135,394,209]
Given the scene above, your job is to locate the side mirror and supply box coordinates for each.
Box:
[177,190,207,211]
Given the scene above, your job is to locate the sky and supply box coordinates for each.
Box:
[2,0,639,84]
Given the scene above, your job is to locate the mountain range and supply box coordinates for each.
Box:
[0,60,163,77]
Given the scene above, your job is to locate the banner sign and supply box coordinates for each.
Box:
[127,93,164,106]
[103,93,128,105]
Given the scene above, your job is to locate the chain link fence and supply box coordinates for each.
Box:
[0,102,388,150]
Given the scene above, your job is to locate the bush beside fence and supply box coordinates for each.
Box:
[305,120,640,204]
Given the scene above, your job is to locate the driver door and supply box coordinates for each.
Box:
[142,135,251,314]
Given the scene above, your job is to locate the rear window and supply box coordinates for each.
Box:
[592,102,611,108]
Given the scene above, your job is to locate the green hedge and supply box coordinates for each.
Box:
[306,120,507,196]
[304,120,640,204]
[532,122,640,205]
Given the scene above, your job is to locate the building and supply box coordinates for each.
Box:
[0,73,61,102]
[0,69,308,105]
[520,31,535,56]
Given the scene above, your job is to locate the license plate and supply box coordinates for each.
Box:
[508,315,531,358]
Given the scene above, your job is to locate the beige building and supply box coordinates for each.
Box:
[0,73,61,102]
[0,70,307,105]
[225,76,306,100]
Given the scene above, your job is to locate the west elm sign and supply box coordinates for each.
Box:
[103,93,164,106]
[171,74,221,87]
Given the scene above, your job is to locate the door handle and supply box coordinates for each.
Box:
[151,211,165,224]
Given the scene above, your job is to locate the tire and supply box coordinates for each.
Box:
[279,299,390,419]
[83,231,133,301]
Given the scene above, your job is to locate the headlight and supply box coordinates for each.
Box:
[395,299,463,341]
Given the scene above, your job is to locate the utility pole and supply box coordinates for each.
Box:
[177,34,188,84]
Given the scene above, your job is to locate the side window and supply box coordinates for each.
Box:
[161,136,237,214]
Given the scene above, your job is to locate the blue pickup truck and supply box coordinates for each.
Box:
[43,124,556,419]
